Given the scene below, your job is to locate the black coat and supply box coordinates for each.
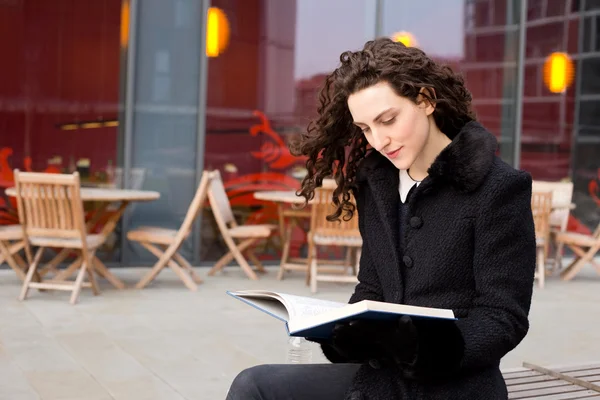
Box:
[322,121,537,400]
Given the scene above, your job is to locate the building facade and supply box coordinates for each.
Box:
[0,0,598,266]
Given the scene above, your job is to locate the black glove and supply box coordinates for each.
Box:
[308,316,419,365]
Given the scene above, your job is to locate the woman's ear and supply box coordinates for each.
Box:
[418,87,436,116]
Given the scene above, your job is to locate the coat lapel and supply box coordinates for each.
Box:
[369,162,400,260]
[362,155,404,301]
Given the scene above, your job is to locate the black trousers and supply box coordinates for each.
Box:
[226,363,361,400]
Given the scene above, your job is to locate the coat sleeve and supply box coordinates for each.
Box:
[454,170,536,370]
[320,184,384,363]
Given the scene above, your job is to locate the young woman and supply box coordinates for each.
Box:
[226,37,536,400]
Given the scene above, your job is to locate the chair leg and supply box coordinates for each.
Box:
[354,248,362,276]
[310,248,318,294]
[167,259,198,291]
[536,247,545,289]
[92,256,126,289]
[246,249,266,273]
[85,251,100,296]
[52,256,83,282]
[70,258,90,305]
[304,240,314,286]
[561,243,600,281]
[135,242,170,289]
[222,237,258,280]
[210,251,234,275]
[40,248,69,277]
[0,241,26,281]
[344,247,353,274]
[278,224,293,281]
[208,238,257,277]
[554,242,565,273]
[172,251,203,284]
[19,247,44,301]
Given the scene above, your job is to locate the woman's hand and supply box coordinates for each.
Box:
[308,316,420,365]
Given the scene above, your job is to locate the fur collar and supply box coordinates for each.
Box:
[357,120,498,193]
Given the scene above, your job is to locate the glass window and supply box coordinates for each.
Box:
[382,0,522,165]
[0,0,123,262]
[200,0,376,263]
[122,0,204,264]
[521,0,600,235]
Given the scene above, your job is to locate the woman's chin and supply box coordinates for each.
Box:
[389,157,412,171]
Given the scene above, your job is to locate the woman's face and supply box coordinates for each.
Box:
[347,81,435,171]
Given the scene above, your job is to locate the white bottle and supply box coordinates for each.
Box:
[286,337,313,364]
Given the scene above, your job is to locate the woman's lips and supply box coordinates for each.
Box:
[386,147,402,159]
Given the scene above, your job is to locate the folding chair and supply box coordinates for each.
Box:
[0,225,28,281]
[532,180,574,272]
[531,191,553,289]
[206,170,276,280]
[307,187,362,293]
[557,222,600,281]
[128,171,210,291]
[14,170,104,305]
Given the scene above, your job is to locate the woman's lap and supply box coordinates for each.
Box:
[226,363,361,400]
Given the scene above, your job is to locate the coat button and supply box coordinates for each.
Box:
[350,391,364,400]
[410,216,423,228]
[403,255,413,268]
[369,359,381,369]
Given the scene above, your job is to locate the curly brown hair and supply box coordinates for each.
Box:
[290,37,476,221]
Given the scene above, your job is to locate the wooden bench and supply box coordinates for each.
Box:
[503,362,600,399]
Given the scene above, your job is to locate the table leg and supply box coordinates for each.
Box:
[92,256,126,289]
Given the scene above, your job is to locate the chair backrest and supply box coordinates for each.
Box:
[531,191,553,243]
[532,180,573,207]
[532,180,574,230]
[310,186,360,238]
[206,170,236,229]
[13,170,87,241]
[171,170,212,240]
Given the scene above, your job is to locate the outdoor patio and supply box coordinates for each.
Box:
[0,265,599,400]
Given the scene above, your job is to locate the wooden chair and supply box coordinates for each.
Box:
[0,225,28,281]
[532,180,574,272]
[307,186,362,293]
[276,178,337,281]
[531,191,553,288]
[206,170,276,280]
[128,171,210,291]
[14,171,104,304]
[556,222,600,281]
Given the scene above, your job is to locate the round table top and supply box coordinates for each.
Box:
[253,190,307,204]
[5,187,160,202]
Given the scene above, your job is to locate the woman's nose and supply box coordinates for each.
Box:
[372,131,390,152]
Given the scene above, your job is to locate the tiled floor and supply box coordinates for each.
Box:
[0,265,599,400]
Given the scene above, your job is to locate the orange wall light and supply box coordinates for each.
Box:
[543,52,575,93]
[120,1,130,48]
[392,31,417,48]
[206,7,230,57]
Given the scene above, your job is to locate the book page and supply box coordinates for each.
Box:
[278,293,346,319]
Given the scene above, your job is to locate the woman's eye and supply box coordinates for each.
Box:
[382,117,396,125]
[362,127,371,134]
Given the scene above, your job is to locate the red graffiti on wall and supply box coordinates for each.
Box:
[222,111,307,223]
[220,111,309,257]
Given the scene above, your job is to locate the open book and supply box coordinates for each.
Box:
[227,290,456,339]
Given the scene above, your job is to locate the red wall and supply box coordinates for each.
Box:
[0,0,121,172]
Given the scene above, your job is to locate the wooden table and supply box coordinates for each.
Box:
[5,187,160,289]
[254,190,312,280]
[503,362,600,398]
